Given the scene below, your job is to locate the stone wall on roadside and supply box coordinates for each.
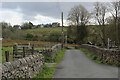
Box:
[1,44,62,79]
[1,54,44,79]
[77,44,120,65]
[39,44,62,58]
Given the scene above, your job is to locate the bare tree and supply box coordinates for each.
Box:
[110,1,120,44]
[67,5,90,44]
[94,2,107,26]
[67,5,90,26]
[93,2,108,46]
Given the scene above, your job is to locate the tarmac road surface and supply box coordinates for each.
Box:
[54,50,119,78]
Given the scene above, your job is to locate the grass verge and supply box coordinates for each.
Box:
[34,65,55,80]
[80,48,103,64]
[80,48,120,67]
[44,49,66,63]
[35,49,66,79]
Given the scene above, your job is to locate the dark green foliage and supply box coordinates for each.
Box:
[76,25,88,44]
[44,55,55,63]
[21,22,33,29]
[48,32,61,42]
[1,22,25,40]
[25,33,38,41]
[67,25,88,44]
[0,22,10,29]
[67,26,77,43]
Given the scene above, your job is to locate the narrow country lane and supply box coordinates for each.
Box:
[54,50,118,78]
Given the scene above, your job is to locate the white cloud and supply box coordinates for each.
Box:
[31,14,68,26]
[33,14,60,24]
[0,9,68,26]
[0,9,24,26]
[105,12,112,18]
[2,0,115,2]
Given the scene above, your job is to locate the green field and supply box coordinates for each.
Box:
[26,27,67,36]
[24,27,68,42]
[2,47,13,63]
[2,46,46,63]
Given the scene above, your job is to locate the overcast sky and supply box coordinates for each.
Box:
[0,2,112,26]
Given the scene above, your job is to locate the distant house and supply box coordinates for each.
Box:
[52,22,60,27]
[40,24,44,28]
[44,24,52,28]
[0,38,3,40]
[32,25,37,29]
[36,24,44,28]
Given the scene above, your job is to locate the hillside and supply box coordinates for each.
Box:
[26,27,67,35]
[24,27,68,42]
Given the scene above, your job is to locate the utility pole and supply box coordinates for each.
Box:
[118,1,120,49]
[61,12,64,48]
[65,32,67,44]
[107,38,110,49]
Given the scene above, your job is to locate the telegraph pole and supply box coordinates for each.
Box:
[61,12,64,48]
[65,32,67,44]
[118,1,120,48]
[107,38,110,49]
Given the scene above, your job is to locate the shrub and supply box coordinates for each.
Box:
[48,32,61,42]
[25,33,38,41]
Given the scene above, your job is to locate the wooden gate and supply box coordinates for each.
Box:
[13,43,34,60]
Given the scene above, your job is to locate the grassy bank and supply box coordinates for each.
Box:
[35,49,66,79]
[80,48,103,64]
[80,48,120,67]
[34,65,56,80]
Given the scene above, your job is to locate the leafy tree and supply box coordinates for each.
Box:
[0,22,9,29]
[21,22,33,29]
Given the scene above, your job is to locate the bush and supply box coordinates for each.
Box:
[2,27,25,40]
[48,32,61,42]
[25,33,38,41]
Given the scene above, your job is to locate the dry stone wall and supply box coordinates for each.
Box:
[78,44,120,65]
[40,44,62,58]
[1,44,62,79]
[1,54,44,79]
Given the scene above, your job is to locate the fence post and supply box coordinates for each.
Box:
[13,45,17,61]
[5,51,9,62]
[32,44,34,55]
[23,47,25,57]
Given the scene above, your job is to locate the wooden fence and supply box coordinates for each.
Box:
[13,43,34,60]
[4,43,35,62]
